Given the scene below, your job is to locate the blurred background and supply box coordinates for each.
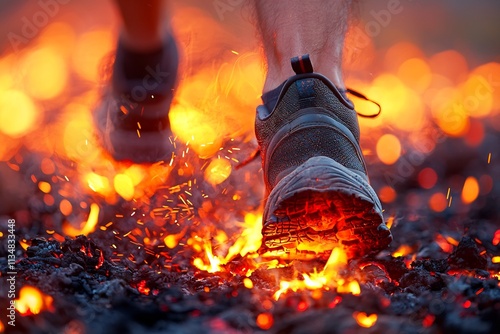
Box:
[0,0,499,221]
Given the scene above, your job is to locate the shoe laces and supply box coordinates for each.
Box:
[236,88,381,170]
[344,88,381,118]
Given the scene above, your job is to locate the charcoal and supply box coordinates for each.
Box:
[2,126,500,334]
[448,237,488,270]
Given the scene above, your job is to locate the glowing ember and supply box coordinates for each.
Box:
[95,249,105,270]
[15,286,53,316]
[19,240,30,251]
[243,278,254,289]
[422,314,435,327]
[445,236,459,246]
[136,280,151,295]
[493,230,500,246]
[353,312,378,328]
[337,281,361,295]
[435,234,454,253]
[328,295,342,308]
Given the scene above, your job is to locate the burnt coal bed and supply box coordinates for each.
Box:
[1,130,500,334]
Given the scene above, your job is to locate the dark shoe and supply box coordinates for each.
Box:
[95,35,178,163]
[256,55,392,259]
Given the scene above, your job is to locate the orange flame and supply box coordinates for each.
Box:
[63,203,100,237]
[15,286,53,316]
[193,241,222,273]
[193,213,263,273]
[19,240,30,251]
[392,244,413,257]
[273,248,361,300]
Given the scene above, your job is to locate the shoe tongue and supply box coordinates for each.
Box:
[261,81,286,113]
[260,77,350,115]
[261,54,352,114]
[261,54,315,113]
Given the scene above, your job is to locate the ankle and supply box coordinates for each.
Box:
[263,55,345,93]
[119,29,167,53]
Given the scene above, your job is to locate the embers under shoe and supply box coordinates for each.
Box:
[256,54,392,260]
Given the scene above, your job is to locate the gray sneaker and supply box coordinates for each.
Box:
[94,35,178,163]
[256,55,392,259]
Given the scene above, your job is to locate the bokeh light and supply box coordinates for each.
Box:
[418,168,438,189]
[72,29,114,82]
[378,185,397,203]
[398,57,432,93]
[429,193,447,212]
[0,90,39,138]
[376,134,401,165]
[21,47,68,100]
[462,176,479,204]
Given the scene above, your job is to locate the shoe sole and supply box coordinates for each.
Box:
[261,156,392,260]
[105,127,174,163]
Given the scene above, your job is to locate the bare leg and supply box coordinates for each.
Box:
[97,1,178,163]
[254,0,354,92]
[114,0,169,51]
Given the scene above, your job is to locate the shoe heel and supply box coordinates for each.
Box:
[261,156,392,259]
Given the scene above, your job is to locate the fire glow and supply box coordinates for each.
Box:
[192,213,263,273]
[1,3,500,323]
[63,202,100,237]
[273,248,360,300]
